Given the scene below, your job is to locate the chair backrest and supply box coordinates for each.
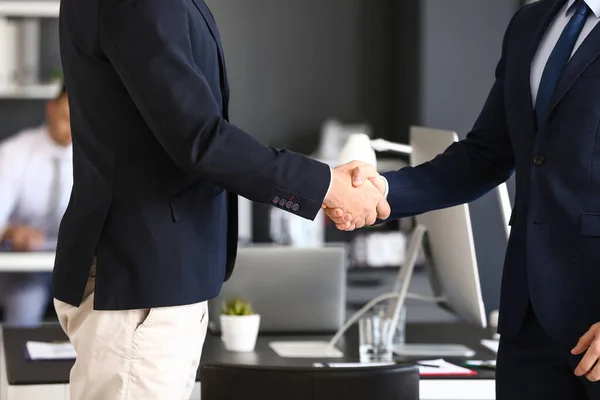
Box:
[200,363,420,400]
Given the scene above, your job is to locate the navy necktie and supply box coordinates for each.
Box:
[535,0,591,128]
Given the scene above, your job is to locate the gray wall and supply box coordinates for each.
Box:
[418,0,520,316]
[204,0,402,153]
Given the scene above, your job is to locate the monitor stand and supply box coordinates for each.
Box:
[268,224,475,359]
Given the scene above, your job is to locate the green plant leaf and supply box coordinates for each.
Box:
[221,297,254,316]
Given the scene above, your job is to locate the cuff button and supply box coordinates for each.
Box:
[272,196,280,204]
[292,203,300,212]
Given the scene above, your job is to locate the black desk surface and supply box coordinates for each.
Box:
[2,323,496,386]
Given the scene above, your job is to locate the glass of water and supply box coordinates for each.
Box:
[358,307,395,363]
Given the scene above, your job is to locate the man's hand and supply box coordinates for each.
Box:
[2,225,45,251]
[323,163,388,231]
[572,322,600,381]
[322,161,390,229]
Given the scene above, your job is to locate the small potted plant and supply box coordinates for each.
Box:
[220,297,261,352]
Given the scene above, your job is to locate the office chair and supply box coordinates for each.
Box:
[200,363,420,400]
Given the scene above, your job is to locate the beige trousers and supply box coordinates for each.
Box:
[54,267,208,400]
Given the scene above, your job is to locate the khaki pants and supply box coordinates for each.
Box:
[54,267,208,400]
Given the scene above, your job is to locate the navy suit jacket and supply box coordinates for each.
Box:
[53,0,330,310]
[383,0,600,345]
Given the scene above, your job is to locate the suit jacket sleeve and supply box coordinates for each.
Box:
[97,0,329,220]
[381,8,522,221]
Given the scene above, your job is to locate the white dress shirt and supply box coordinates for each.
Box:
[381,0,600,203]
[531,0,600,105]
[0,126,73,237]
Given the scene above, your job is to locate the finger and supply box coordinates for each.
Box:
[336,223,355,231]
[352,165,378,187]
[326,214,346,224]
[575,342,600,376]
[335,221,351,230]
[354,218,366,229]
[586,360,600,382]
[324,208,344,218]
[329,217,346,225]
[573,328,597,355]
[376,198,391,220]
[365,212,377,226]
[343,213,353,222]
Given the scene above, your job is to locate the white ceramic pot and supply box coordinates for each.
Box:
[338,133,377,169]
[220,314,261,352]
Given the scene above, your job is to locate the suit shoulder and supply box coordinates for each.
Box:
[513,0,554,24]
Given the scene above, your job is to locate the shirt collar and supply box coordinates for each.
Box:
[567,0,600,18]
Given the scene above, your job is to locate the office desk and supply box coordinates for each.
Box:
[0,252,54,272]
[1,323,496,400]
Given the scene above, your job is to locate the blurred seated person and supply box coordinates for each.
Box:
[0,84,72,326]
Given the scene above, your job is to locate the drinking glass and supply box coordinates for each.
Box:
[358,308,394,363]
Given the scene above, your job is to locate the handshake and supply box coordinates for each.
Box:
[322,161,391,231]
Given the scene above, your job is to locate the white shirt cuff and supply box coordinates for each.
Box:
[324,166,333,201]
[382,176,389,198]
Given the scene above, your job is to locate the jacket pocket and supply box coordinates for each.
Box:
[579,212,600,236]
[170,183,224,222]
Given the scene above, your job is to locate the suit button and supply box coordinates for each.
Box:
[532,154,545,166]
[279,199,286,207]
[272,196,280,204]
[286,201,293,209]
[292,203,300,212]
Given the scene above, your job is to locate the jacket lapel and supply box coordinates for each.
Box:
[190,0,230,118]
[190,0,224,63]
[543,18,600,125]
[518,0,567,136]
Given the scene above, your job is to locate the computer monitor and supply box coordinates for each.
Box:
[209,245,347,334]
[497,182,512,238]
[409,126,487,329]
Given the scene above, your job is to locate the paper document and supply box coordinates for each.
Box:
[480,339,499,354]
[313,362,395,368]
[26,341,76,360]
[269,341,343,358]
[417,358,477,376]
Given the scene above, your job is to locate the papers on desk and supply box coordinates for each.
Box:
[417,359,477,376]
[313,362,395,368]
[269,341,344,358]
[25,341,76,361]
[480,339,499,354]
[310,359,476,376]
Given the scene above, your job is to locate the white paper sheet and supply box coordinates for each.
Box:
[26,341,76,360]
[480,339,499,354]
[313,362,395,368]
[269,341,343,358]
[417,358,477,376]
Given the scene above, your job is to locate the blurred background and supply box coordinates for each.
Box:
[0,0,525,327]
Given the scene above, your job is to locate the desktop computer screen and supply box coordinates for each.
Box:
[409,126,487,329]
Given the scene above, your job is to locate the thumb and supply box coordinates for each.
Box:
[376,198,391,220]
[572,329,596,354]
[352,165,378,187]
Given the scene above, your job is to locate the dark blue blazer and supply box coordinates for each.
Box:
[53,0,330,310]
[383,0,600,345]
